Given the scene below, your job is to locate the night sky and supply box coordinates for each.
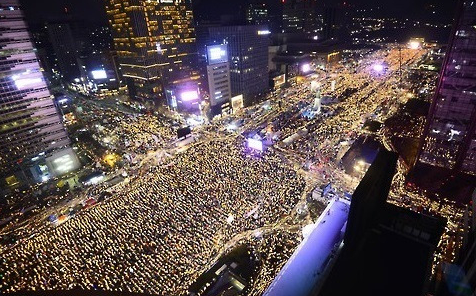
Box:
[20,0,458,26]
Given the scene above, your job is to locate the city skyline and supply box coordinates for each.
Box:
[1,0,475,295]
[21,0,457,25]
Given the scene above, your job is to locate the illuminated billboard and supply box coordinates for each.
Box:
[247,138,263,151]
[181,90,199,101]
[207,44,228,65]
[91,69,107,80]
[273,74,286,88]
[231,94,244,112]
[257,30,271,35]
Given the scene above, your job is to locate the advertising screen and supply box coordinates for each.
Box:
[91,70,107,80]
[207,44,228,65]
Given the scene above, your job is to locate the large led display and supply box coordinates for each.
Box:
[91,69,107,80]
[231,94,244,111]
[207,44,228,65]
[46,148,80,176]
[180,90,199,101]
[247,138,263,151]
[52,154,76,173]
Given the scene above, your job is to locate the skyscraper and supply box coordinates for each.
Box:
[282,0,320,36]
[207,44,232,116]
[0,0,79,187]
[418,1,476,175]
[209,25,269,105]
[46,23,81,82]
[246,4,269,26]
[104,0,198,102]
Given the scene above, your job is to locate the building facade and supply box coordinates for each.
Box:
[0,0,79,187]
[418,0,476,175]
[104,0,198,102]
[209,25,269,105]
[206,45,231,116]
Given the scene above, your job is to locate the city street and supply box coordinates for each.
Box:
[0,44,465,295]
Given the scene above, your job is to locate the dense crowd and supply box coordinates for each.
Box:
[0,45,458,296]
[93,114,175,155]
[0,139,306,295]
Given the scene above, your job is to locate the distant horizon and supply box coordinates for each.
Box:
[21,0,457,26]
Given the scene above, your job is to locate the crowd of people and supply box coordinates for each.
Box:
[1,45,460,296]
[0,139,306,295]
[93,114,175,155]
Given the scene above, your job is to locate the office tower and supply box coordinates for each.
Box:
[104,0,197,102]
[209,25,269,105]
[196,21,220,62]
[282,0,320,36]
[418,1,476,175]
[246,4,269,26]
[89,26,114,53]
[322,6,337,40]
[206,45,232,116]
[0,0,79,187]
[46,23,81,82]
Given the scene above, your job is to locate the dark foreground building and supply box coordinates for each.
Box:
[261,150,446,296]
[314,150,446,296]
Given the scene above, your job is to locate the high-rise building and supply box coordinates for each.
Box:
[282,0,320,36]
[418,1,476,175]
[104,0,198,102]
[209,25,269,105]
[246,4,269,26]
[206,44,232,116]
[322,6,337,40]
[46,23,81,82]
[0,0,79,188]
[195,21,220,62]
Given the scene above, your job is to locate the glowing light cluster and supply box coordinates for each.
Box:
[409,41,421,49]
[301,63,311,73]
[12,74,43,89]
[257,30,271,35]
[372,63,385,73]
